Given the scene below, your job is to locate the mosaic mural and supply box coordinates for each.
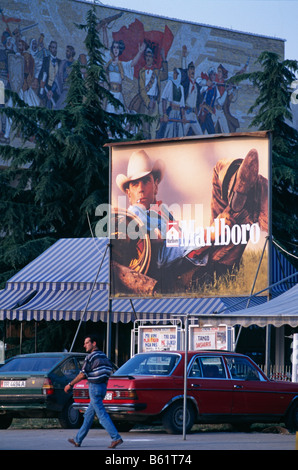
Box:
[0,0,284,145]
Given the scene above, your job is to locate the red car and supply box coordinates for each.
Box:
[73,351,298,434]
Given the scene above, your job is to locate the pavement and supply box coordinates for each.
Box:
[0,427,297,453]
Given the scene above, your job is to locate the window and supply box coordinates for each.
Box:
[0,356,61,372]
[76,356,86,369]
[225,356,261,381]
[189,356,226,379]
[189,358,202,378]
[60,358,78,379]
[115,353,180,376]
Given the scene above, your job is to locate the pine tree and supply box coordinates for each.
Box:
[0,7,144,286]
[233,51,298,259]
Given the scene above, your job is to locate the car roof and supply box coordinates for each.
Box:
[5,352,86,360]
[135,350,245,357]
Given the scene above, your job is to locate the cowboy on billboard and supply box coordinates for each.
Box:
[110,135,268,297]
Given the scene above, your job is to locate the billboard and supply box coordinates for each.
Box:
[189,325,234,351]
[108,132,270,298]
[138,326,180,353]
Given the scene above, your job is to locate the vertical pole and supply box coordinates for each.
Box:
[20,321,23,354]
[265,324,271,376]
[183,315,189,440]
[115,322,119,366]
[266,133,273,378]
[106,298,112,359]
[234,237,269,351]
[292,333,298,383]
[70,243,109,352]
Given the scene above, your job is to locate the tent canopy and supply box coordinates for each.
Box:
[181,283,298,328]
[0,238,296,326]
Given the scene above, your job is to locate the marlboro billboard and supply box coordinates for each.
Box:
[107,132,270,298]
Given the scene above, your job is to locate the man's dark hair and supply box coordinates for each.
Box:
[67,44,76,58]
[85,334,100,346]
[49,40,57,48]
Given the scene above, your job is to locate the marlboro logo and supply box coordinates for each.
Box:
[166,221,180,247]
[166,218,261,248]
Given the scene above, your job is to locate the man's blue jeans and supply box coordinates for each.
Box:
[75,382,121,445]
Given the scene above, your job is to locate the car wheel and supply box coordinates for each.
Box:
[0,414,13,429]
[58,402,83,429]
[113,421,135,432]
[285,401,298,432]
[232,423,251,432]
[162,401,194,434]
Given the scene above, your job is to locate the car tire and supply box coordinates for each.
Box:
[113,421,135,432]
[0,413,13,429]
[162,401,194,434]
[232,423,252,432]
[58,401,84,429]
[285,401,298,432]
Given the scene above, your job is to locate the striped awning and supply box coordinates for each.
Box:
[271,243,298,293]
[0,287,36,310]
[0,238,231,323]
[6,237,110,290]
[204,284,298,328]
[0,238,296,325]
[0,285,232,323]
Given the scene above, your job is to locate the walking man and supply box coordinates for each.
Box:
[64,334,123,449]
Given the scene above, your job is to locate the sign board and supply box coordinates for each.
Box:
[189,325,234,351]
[108,133,270,298]
[138,325,180,353]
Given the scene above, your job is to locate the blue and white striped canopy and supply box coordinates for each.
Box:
[7,237,110,290]
[0,238,295,324]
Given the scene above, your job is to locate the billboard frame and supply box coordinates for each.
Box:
[106,131,272,301]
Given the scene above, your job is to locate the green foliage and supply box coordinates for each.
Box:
[0,7,144,286]
[233,52,298,257]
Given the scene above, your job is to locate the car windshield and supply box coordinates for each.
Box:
[0,356,62,372]
[114,353,180,376]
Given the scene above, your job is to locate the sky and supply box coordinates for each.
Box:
[97,0,298,60]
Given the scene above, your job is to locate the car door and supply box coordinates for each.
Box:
[51,357,81,407]
[224,355,287,416]
[188,355,233,415]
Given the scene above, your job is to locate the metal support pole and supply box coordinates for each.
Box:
[19,322,22,354]
[183,315,189,440]
[70,243,109,352]
[265,324,271,376]
[106,299,112,358]
[234,237,269,351]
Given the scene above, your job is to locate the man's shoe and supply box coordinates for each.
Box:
[108,438,123,449]
[68,438,80,447]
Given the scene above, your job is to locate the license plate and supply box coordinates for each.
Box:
[1,380,26,388]
[104,392,113,400]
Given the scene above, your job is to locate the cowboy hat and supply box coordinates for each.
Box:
[116,150,165,193]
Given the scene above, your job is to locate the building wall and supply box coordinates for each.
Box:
[0,0,285,145]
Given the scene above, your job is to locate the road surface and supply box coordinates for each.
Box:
[0,427,296,453]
